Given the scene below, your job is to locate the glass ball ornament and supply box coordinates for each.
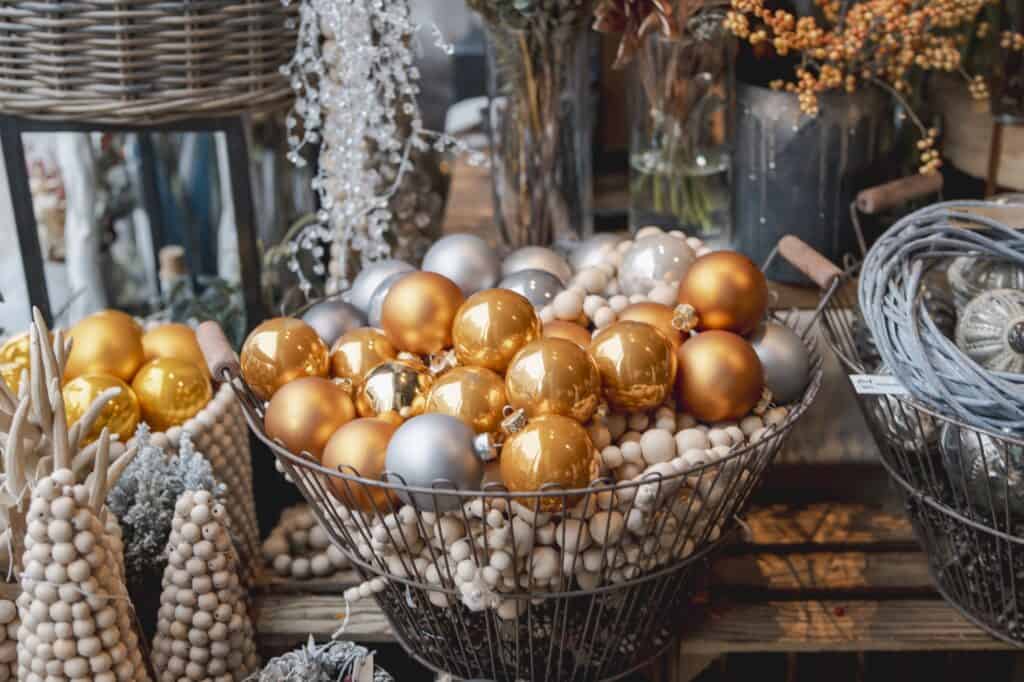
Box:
[62,374,141,444]
[748,321,811,404]
[240,318,329,401]
[617,234,696,296]
[345,260,415,313]
[502,246,572,284]
[65,312,146,383]
[498,269,565,308]
[421,234,501,296]
[452,289,541,372]
[142,323,210,379]
[131,358,212,433]
[300,298,368,348]
[588,321,677,411]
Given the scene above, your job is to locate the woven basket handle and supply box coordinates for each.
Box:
[197,321,240,381]
[856,173,943,215]
[778,235,843,290]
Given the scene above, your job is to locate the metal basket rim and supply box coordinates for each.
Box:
[229,323,823,502]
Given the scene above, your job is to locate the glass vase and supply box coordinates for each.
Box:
[483,17,593,248]
[629,17,735,246]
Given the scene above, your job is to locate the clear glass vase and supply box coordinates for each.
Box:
[483,18,593,248]
[629,17,735,245]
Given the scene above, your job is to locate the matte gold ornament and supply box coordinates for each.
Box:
[132,358,212,432]
[543,320,594,349]
[142,322,210,379]
[380,271,465,354]
[264,376,356,459]
[588,321,677,411]
[500,414,595,512]
[426,366,507,434]
[65,311,146,382]
[355,360,433,425]
[240,317,329,400]
[321,418,399,512]
[676,330,765,423]
[506,338,602,422]
[93,308,144,334]
[330,327,397,385]
[452,289,541,372]
[62,374,141,444]
[619,302,684,348]
[676,251,768,336]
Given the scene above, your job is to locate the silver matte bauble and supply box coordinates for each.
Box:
[346,259,415,313]
[422,234,501,295]
[367,271,411,328]
[570,233,626,271]
[940,422,1024,520]
[300,298,368,348]
[498,269,565,308]
[502,246,573,285]
[385,414,485,511]
[617,234,696,296]
[749,321,811,404]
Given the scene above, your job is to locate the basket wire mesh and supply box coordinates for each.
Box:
[217,309,822,681]
[815,256,1024,646]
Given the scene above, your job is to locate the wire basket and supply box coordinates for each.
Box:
[783,177,1024,646]
[199,307,822,682]
[0,0,297,123]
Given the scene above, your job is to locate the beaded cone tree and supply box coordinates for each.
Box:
[151,489,259,682]
[0,309,152,682]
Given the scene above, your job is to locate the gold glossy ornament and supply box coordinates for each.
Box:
[500,414,595,512]
[619,302,684,349]
[355,360,433,426]
[93,309,144,334]
[588,321,677,411]
[330,328,397,385]
[676,330,765,423]
[321,418,399,512]
[380,271,465,354]
[506,338,602,423]
[62,374,141,445]
[676,251,768,336]
[0,362,25,395]
[452,289,541,372]
[264,376,356,459]
[426,366,507,434]
[142,323,210,379]
[131,358,212,432]
[240,317,329,400]
[65,312,146,382]
[543,320,593,349]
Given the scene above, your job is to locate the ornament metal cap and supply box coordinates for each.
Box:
[428,349,459,375]
[501,406,528,435]
[672,304,698,333]
[473,432,500,463]
[754,387,774,416]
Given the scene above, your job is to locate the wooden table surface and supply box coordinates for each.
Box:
[250,162,1010,678]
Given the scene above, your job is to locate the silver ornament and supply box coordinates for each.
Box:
[346,260,415,313]
[300,298,367,348]
[498,269,565,308]
[570,233,626,271]
[385,414,486,512]
[867,393,938,454]
[955,289,1024,374]
[940,422,1024,520]
[502,246,573,284]
[367,271,411,328]
[749,322,811,404]
[421,234,501,295]
[617,234,696,296]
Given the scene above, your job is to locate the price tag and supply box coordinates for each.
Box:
[849,374,909,396]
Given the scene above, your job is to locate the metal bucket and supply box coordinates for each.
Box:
[732,83,892,282]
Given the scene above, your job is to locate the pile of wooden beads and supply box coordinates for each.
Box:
[538,227,712,330]
[261,505,351,580]
[0,598,17,681]
[136,383,260,580]
[152,490,259,682]
[17,468,152,682]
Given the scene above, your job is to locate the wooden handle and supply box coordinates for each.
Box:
[778,235,843,290]
[856,173,943,215]
[197,321,240,381]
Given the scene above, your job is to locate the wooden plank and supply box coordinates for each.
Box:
[254,592,393,649]
[741,502,915,550]
[711,552,933,595]
[684,600,1013,654]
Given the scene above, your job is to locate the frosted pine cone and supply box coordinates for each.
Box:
[151,490,259,682]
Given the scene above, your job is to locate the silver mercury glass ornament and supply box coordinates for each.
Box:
[570,233,626,271]
[384,414,491,512]
[502,246,573,285]
[300,298,367,348]
[345,259,415,313]
[498,269,565,308]
[940,422,1024,521]
[749,321,811,404]
[617,234,696,296]
[422,234,501,296]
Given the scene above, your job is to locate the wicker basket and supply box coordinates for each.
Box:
[0,0,297,123]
